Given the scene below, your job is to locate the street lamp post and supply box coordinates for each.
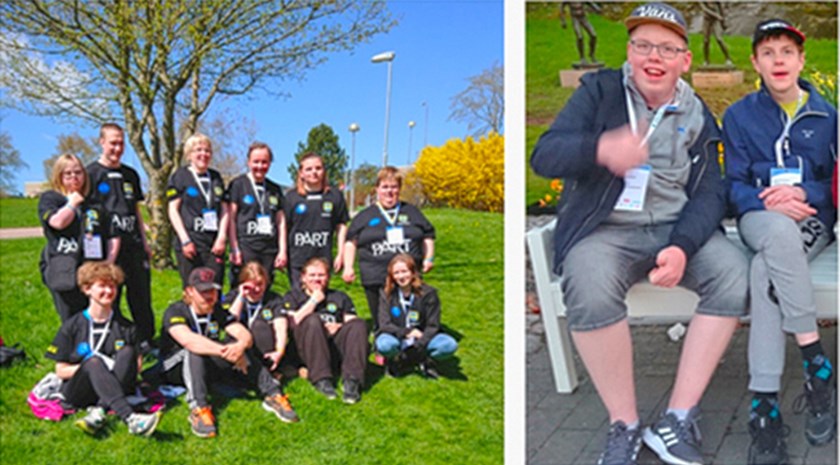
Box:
[407,120,416,165]
[422,101,429,147]
[348,122,360,211]
[371,51,395,167]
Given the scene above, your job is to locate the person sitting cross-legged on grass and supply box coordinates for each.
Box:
[723,19,838,465]
[375,254,458,379]
[45,261,162,437]
[160,267,298,439]
[282,257,368,404]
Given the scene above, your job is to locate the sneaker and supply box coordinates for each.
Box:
[75,406,107,435]
[597,421,642,465]
[313,378,337,400]
[418,359,440,380]
[643,408,704,465]
[189,406,217,438]
[126,411,161,437]
[748,413,789,465]
[262,393,299,423]
[793,377,836,446]
[343,379,361,404]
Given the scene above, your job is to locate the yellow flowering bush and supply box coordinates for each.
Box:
[809,70,837,108]
[414,132,504,212]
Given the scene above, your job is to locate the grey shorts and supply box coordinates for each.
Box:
[561,223,748,331]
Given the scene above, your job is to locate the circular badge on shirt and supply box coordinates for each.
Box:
[77,342,91,357]
[214,186,223,197]
[97,182,110,195]
[296,203,307,214]
[327,302,338,313]
[186,186,199,197]
[391,306,401,318]
[369,217,381,227]
[243,194,255,205]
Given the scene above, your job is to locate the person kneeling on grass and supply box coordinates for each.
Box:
[282,257,368,404]
[159,267,298,439]
[45,261,161,437]
[375,254,458,379]
[224,261,289,379]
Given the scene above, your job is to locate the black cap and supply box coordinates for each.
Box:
[187,267,221,291]
[625,3,688,43]
[752,19,806,49]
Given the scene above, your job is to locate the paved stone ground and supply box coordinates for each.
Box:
[525,214,838,465]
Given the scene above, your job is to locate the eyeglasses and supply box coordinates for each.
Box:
[62,170,84,178]
[629,39,687,59]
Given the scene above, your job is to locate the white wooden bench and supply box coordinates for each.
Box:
[526,218,839,394]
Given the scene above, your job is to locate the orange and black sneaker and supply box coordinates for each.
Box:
[189,406,217,438]
[262,393,299,423]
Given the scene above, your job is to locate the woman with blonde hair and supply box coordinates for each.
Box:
[39,153,106,321]
[283,152,349,289]
[167,134,229,288]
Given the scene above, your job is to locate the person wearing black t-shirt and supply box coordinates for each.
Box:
[86,123,154,349]
[45,262,161,436]
[160,267,298,438]
[227,142,286,287]
[283,257,367,404]
[39,154,99,321]
[284,152,349,289]
[223,261,289,376]
[343,166,435,330]
[167,134,229,289]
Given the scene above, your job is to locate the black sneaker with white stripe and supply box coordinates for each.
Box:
[597,421,642,465]
[643,408,703,465]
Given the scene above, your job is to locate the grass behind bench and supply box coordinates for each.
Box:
[0,208,503,465]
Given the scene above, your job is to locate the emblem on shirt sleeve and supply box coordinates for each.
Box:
[170,316,186,325]
[123,183,134,196]
[214,186,224,197]
[166,188,178,198]
[46,345,58,354]
[269,196,279,206]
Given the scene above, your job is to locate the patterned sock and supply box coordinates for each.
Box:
[750,392,779,420]
[801,341,832,381]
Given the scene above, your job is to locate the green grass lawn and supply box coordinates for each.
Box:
[0,198,39,228]
[526,3,838,207]
[0,208,503,464]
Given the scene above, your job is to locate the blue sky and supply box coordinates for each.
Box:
[1,0,503,192]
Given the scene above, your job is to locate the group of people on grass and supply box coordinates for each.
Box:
[532,4,838,465]
[38,125,458,438]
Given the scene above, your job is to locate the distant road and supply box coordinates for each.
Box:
[0,227,42,239]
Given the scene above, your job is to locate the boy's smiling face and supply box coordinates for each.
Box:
[84,279,117,307]
[752,35,805,103]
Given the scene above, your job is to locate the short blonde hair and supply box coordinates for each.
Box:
[238,261,269,285]
[49,154,90,197]
[184,133,213,159]
[376,166,402,188]
[77,261,125,289]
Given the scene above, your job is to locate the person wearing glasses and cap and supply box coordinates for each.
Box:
[723,19,837,464]
[531,3,748,464]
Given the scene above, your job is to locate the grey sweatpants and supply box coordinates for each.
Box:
[740,211,832,392]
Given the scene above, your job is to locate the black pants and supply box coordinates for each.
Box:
[49,287,88,323]
[363,285,383,331]
[164,347,280,409]
[292,314,368,384]
[61,346,137,420]
[113,244,154,344]
[230,246,277,288]
[175,247,225,290]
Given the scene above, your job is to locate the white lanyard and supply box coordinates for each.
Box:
[247,173,267,215]
[189,305,211,336]
[189,167,213,206]
[245,299,263,327]
[398,292,415,329]
[87,311,113,357]
[774,89,804,168]
[625,88,677,147]
[377,202,401,227]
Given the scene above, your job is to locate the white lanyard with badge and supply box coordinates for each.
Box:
[188,305,212,337]
[86,311,115,371]
[378,202,405,244]
[247,173,272,235]
[770,90,804,186]
[614,90,677,212]
[189,167,218,231]
[244,300,263,327]
[81,207,103,260]
[399,292,418,348]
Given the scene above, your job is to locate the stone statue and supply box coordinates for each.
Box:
[699,1,733,67]
[560,1,603,68]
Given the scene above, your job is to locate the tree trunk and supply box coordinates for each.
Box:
[146,168,174,269]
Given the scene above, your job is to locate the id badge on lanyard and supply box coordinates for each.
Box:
[770,166,802,186]
[387,226,405,244]
[256,214,272,235]
[614,165,652,211]
[84,235,103,259]
[202,209,219,231]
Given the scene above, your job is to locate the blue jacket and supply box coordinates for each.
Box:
[531,69,726,275]
[723,79,837,230]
